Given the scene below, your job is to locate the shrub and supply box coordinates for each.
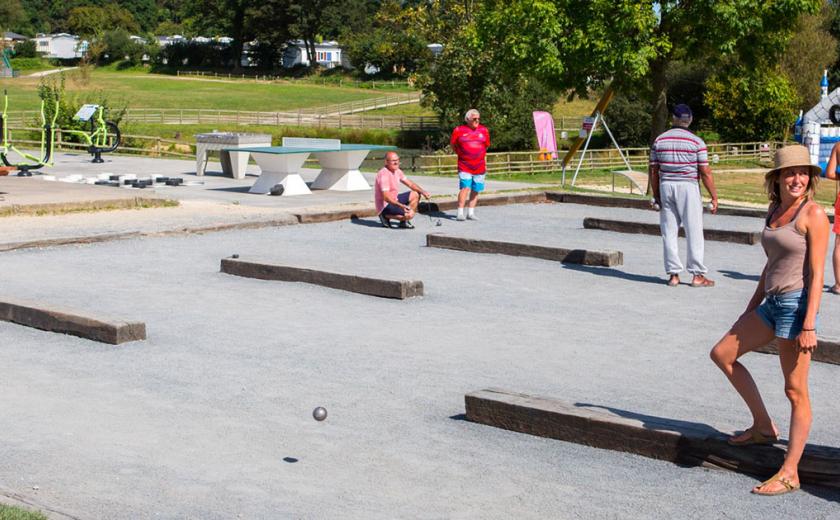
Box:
[605,91,652,147]
[14,40,37,58]
[705,66,799,142]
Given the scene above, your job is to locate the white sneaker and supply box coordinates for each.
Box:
[456,214,466,221]
[467,214,479,220]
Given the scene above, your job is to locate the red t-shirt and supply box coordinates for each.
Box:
[450,124,490,175]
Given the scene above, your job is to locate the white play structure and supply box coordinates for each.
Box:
[795,70,840,173]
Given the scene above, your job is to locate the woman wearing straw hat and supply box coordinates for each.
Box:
[710,144,829,496]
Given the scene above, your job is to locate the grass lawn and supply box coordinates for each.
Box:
[0,68,409,112]
[364,103,435,116]
[553,95,597,118]
[123,122,399,147]
[8,58,57,74]
[0,504,47,520]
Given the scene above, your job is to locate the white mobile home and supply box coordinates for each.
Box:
[34,33,86,59]
[283,40,342,69]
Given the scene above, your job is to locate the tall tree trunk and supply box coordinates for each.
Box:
[229,0,246,72]
[305,37,317,69]
[650,57,669,143]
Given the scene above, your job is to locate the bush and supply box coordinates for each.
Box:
[605,91,652,147]
[14,40,37,58]
[705,66,799,142]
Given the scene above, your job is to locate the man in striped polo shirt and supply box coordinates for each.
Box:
[650,104,718,288]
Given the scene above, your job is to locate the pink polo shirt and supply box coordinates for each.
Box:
[374,166,406,213]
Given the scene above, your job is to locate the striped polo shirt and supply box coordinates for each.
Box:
[649,127,708,182]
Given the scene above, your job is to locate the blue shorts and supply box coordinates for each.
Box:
[756,289,814,340]
[459,172,485,193]
[381,191,411,216]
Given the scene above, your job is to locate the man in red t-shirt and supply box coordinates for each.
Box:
[450,109,490,220]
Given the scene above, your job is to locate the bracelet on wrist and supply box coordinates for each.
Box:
[802,328,816,332]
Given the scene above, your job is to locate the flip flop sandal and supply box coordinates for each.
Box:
[829,286,840,295]
[667,277,680,287]
[752,474,800,496]
[727,429,778,446]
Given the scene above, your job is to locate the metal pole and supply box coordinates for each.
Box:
[571,112,600,187]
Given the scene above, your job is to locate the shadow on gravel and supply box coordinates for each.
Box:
[719,269,761,282]
[562,264,664,285]
[350,217,388,228]
[449,414,468,421]
[577,403,840,501]
[208,186,252,193]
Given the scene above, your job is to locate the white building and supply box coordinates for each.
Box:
[282,40,342,69]
[155,35,186,47]
[34,33,87,59]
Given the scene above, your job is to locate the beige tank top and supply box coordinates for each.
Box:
[761,200,811,295]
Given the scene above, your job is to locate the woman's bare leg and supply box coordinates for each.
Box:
[753,338,811,493]
[710,311,778,439]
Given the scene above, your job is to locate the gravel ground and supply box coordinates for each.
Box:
[1,201,840,519]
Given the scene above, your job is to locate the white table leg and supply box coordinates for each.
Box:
[195,144,207,176]
[249,152,312,195]
[310,150,371,191]
[226,151,251,180]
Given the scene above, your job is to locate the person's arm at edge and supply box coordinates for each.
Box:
[826,143,840,180]
[450,128,460,154]
[649,163,660,206]
[798,202,830,351]
[699,164,718,214]
[742,266,768,318]
[401,178,430,198]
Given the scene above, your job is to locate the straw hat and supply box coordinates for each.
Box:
[766,144,822,178]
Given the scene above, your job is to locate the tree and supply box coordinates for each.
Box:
[705,64,799,142]
[783,2,838,109]
[182,0,259,71]
[421,24,559,150]
[473,0,821,142]
[0,0,25,34]
[67,5,140,39]
[342,0,431,75]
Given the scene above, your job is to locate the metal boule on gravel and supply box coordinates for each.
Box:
[312,407,327,421]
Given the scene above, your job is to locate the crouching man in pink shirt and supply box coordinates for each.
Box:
[375,151,430,229]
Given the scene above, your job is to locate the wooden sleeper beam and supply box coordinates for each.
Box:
[426,234,623,267]
[583,217,761,245]
[465,388,840,488]
[0,298,146,344]
[221,258,423,299]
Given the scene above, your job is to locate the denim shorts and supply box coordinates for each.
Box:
[458,172,485,192]
[756,289,814,340]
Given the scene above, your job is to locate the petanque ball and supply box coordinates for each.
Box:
[232,254,239,259]
[269,184,285,196]
[312,406,328,421]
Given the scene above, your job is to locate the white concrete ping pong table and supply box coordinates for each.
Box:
[227,138,396,195]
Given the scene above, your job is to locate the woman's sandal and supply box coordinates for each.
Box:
[752,473,800,496]
[727,428,778,446]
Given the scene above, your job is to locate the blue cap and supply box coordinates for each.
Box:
[672,104,693,119]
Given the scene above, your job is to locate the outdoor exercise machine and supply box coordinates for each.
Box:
[62,104,121,163]
[0,90,58,176]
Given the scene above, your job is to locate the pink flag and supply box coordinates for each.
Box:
[532,111,558,159]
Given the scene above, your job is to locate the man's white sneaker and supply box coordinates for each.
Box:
[456,214,466,221]
[467,214,479,220]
